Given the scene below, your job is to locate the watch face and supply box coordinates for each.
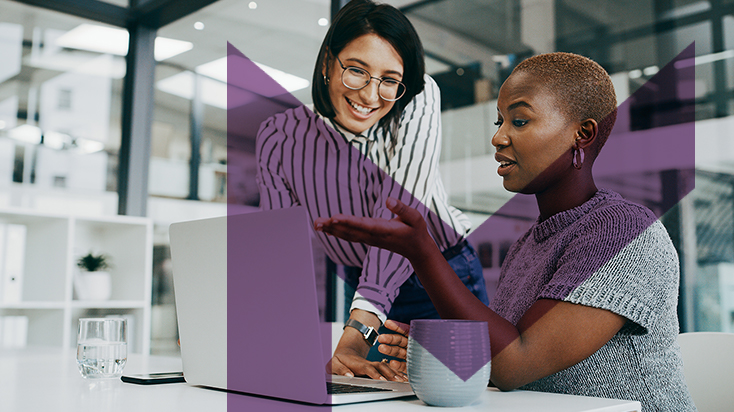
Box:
[365,327,378,346]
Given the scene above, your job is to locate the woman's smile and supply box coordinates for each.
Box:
[345,96,378,118]
[326,33,403,135]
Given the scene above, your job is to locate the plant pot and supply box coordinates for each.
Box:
[75,270,112,301]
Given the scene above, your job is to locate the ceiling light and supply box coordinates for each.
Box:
[628,69,642,79]
[194,22,205,30]
[8,124,42,144]
[156,71,228,109]
[159,56,310,108]
[196,57,227,82]
[55,23,193,61]
[0,120,6,129]
[76,138,105,154]
[253,62,310,93]
[318,18,329,26]
[674,49,734,69]
[249,2,257,9]
[43,131,70,150]
[155,38,193,60]
[643,65,659,76]
[195,57,310,93]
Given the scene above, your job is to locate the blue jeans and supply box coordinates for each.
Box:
[342,243,489,361]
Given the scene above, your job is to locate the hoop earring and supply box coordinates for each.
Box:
[573,147,584,170]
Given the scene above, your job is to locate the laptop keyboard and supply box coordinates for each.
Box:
[326,381,393,394]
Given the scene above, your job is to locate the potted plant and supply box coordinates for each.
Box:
[75,253,113,300]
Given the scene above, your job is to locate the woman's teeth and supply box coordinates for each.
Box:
[348,99,373,115]
[500,161,514,168]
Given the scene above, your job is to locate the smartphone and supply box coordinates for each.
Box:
[121,371,186,385]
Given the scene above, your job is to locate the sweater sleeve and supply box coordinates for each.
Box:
[538,206,679,334]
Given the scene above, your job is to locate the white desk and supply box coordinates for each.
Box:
[0,347,641,412]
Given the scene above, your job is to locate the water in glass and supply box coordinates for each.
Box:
[77,339,127,378]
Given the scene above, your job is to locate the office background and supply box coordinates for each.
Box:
[0,0,732,355]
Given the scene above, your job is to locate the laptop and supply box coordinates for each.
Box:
[169,206,415,405]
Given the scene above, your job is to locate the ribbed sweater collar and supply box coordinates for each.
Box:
[532,188,619,242]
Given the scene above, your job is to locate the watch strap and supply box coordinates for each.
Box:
[343,318,379,346]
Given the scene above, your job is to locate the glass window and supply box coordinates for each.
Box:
[148,0,331,354]
[558,0,658,38]
[693,172,734,332]
[98,0,127,6]
[152,0,329,205]
[0,0,122,213]
[725,15,734,89]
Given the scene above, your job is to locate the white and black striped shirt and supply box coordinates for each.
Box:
[256,75,471,321]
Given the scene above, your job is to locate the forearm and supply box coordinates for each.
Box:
[316,201,626,389]
[333,309,381,358]
[406,232,527,388]
[404,240,620,390]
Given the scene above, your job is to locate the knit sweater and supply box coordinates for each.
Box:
[490,189,696,411]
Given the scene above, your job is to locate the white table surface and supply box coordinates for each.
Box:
[0,347,641,412]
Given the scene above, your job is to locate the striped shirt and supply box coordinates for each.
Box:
[256,75,471,321]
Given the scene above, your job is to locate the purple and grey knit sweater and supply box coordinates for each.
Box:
[490,188,696,411]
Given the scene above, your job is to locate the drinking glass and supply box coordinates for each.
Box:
[76,318,127,379]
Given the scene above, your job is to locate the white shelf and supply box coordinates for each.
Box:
[0,301,66,309]
[71,300,147,309]
[0,208,153,353]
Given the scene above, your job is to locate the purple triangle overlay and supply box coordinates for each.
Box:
[226,38,696,402]
[409,319,491,382]
[226,43,332,409]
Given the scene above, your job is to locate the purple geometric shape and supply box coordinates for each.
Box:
[409,319,490,382]
[227,39,696,390]
[227,45,331,410]
[226,208,332,407]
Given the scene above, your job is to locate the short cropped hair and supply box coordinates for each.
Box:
[312,0,425,141]
[513,52,617,156]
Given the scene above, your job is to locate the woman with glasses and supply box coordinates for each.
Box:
[256,0,488,382]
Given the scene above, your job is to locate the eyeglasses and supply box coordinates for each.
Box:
[335,55,406,102]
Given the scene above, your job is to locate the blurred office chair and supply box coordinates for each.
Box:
[677,332,734,412]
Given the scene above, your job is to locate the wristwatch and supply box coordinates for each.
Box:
[343,318,379,346]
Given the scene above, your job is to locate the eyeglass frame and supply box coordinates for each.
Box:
[334,55,407,102]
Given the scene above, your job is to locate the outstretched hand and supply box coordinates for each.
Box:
[314,197,429,260]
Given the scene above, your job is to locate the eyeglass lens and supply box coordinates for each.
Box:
[342,67,406,101]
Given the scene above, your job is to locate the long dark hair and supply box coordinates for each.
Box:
[312,0,425,143]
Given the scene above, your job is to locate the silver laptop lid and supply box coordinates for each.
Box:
[170,207,330,404]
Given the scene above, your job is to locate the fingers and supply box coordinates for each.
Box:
[385,198,423,227]
[384,319,410,336]
[313,217,329,229]
[388,359,407,375]
[385,197,406,214]
[329,354,407,382]
[377,333,407,349]
[327,356,355,378]
[322,226,375,246]
[314,215,371,238]
[314,218,369,244]
[374,361,408,382]
[377,342,407,360]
